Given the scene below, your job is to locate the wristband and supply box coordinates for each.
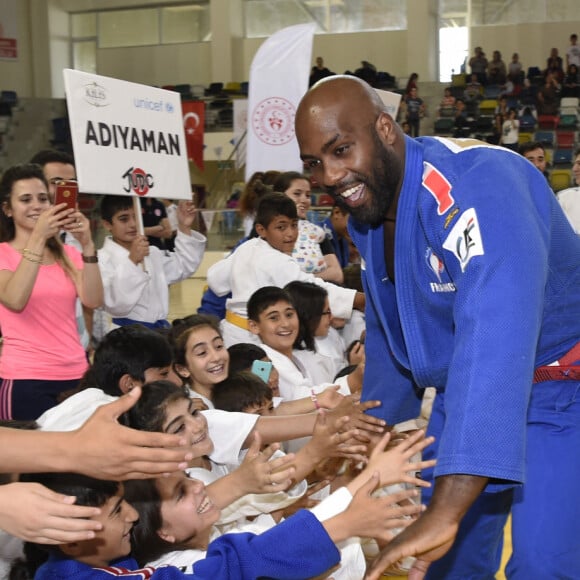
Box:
[82,255,98,263]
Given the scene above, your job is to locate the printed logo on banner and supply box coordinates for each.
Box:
[132,97,173,114]
[84,82,110,108]
[251,97,295,145]
[442,208,484,272]
[122,167,154,196]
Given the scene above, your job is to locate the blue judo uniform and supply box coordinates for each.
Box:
[34,510,340,580]
[351,136,580,579]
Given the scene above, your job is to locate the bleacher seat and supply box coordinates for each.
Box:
[552,149,574,165]
[518,132,533,145]
[557,115,577,129]
[537,114,559,129]
[434,118,455,134]
[550,169,572,192]
[475,116,494,131]
[174,84,193,100]
[205,82,224,97]
[217,107,233,128]
[451,74,466,87]
[479,99,497,115]
[534,130,555,147]
[0,90,18,107]
[224,82,241,94]
[556,131,576,149]
[51,116,72,150]
[519,114,537,132]
[483,85,501,99]
[240,81,249,96]
[560,97,579,110]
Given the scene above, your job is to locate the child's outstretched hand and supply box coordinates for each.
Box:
[344,474,425,541]
[323,474,425,544]
[234,432,296,494]
[307,411,368,465]
[359,429,436,489]
[327,395,387,437]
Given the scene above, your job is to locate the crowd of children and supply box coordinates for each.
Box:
[0,150,438,579]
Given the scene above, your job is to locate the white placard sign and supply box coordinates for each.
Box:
[63,69,191,200]
[375,89,402,119]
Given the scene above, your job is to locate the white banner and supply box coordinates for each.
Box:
[233,99,248,171]
[375,89,402,119]
[63,69,191,200]
[245,23,315,180]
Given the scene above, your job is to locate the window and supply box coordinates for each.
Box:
[244,0,406,38]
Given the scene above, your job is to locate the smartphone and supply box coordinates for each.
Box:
[54,180,78,210]
[251,360,272,384]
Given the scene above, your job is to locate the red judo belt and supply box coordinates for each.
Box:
[533,341,580,383]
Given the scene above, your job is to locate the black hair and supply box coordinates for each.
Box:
[29,149,75,168]
[169,314,222,385]
[121,379,190,432]
[272,171,309,194]
[212,371,272,413]
[11,472,121,578]
[90,325,174,396]
[123,478,180,566]
[0,164,49,242]
[227,343,268,374]
[519,141,545,156]
[100,194,134,223]
[284,281,327,351]
[255,192,297,228]
[247,286,294,323]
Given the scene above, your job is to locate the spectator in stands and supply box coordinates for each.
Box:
[519,141,550,182]
[238,171,280,238]
[537,71,561,115]
[463,74,483,115]
[404,87,425,137]
[566,33,580,69]
[438,87,456,117]
[354,60,378,86]
[309,56,334,87]
[404,73,419,97]
[401,120,411,135]
[453,99,469,136]
[469,46,488,84]
[556,148,580,233]
[487,50,507,85]
[508,52,523,85]
[545,47,564,83]
[562,64,580,98]
[140,197,172,251]
[500,108,519,151]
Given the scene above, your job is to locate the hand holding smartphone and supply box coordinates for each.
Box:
[251,360,273,384]
[54,180,78,211]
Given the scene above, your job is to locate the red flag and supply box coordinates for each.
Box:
[182,101,205,170]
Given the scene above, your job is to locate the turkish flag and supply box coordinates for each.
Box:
[182,101,205,170]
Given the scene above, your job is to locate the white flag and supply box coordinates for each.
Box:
[201,210,216,232]
[245,23,315,180]
[233,99,248,171]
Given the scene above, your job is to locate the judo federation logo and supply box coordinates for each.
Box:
[426,248,456,292]
[425,248,444,283]
[252,97,295,145]
[443,208,484,272]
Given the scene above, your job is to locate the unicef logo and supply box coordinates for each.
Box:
[252,97,295,146]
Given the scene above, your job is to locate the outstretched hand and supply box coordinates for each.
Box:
[0,482,103,544]
[70,387,192,480]
[235,432,296,493]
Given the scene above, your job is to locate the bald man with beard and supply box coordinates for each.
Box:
[295,76,580,580]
